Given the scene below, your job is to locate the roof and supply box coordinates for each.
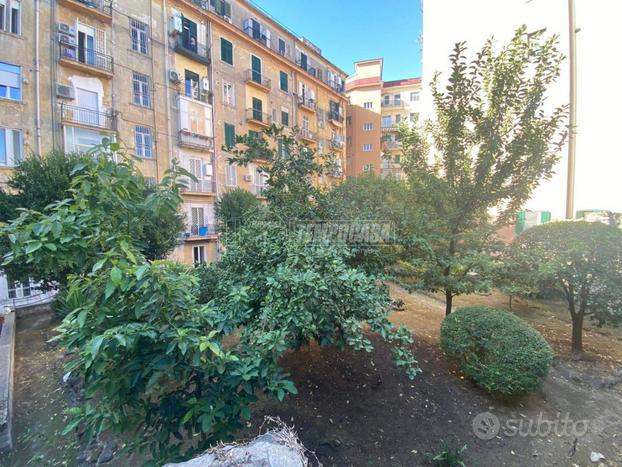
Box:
[383,77,422,88]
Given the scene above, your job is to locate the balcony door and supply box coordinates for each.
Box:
[75,88,99,127]
[252,97,263,121]
[251,55,262,84]
[77,23,96,66]
[182,17,197,52]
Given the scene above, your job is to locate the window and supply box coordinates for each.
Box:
[191,207,205,233]
[220,37,233,65]
[347,136,352,145]
[279,71,288,92]
[0,0,20,34]
[363,122,373,131]
[410,91,419,102]
[394,94,401,104]
[278,38,286,56]
[64,126,106,154]
[193,245,206,265]
[251,97,263,121]
[223,81,234,106]
[0,127,22,166]
[382,116,392,128]
[135,126,152,158]
[130,18,149,54]
[317,108,325,129]
[383,95,390,105]
[132,72,151,107]
[363,102,373,109]
[363,144,373,152]
[184,69,200,99]
[346,116,352,125]
[145,177,156,186]
[281,108,289,126]
[395,114,402,124]
[248,130,261,140]
[0,61,21,100]
[363,164,374,173]
[278,139,290,158]
[224,122,235,147]
[225,163,237,186]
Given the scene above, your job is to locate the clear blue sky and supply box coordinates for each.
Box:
[251,0,423,81]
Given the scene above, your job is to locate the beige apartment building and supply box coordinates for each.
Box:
[0,0,347,270]
[345,58,420,178]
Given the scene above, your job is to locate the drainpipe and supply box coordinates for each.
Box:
[34,0,42,154]
[162,0,174,169]
[149,0,159,181]
[206,17,220,260]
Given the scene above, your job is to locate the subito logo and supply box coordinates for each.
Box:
[472,412,501,440]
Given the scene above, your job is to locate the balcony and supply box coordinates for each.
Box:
[330,137,345,150]
[328,111,344,126]
[246,108,272,128]
[381,126,398,132]
[326,78,345,95]
[250,184,267,198]
[297,96,316,113]
[383,140,400,150]
[174,36,210,65]
[178,130,214,150]
[59,45,113,77]
[382,100,405,108]
[245,69,271,92]
[244,25,271,48]
[184,224,218,240]
[60,103,116,131]
[183,179,216,195]
[58,0,112,23]
[299,128,317,144]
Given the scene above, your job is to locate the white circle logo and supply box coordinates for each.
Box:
[472,412,500,440]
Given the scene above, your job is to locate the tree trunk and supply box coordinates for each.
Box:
[445,290,453,316]
[571,312,584,354]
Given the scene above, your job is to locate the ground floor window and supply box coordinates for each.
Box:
[193,245,206,264]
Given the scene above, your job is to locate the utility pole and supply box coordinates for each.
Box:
[566,0,577,219]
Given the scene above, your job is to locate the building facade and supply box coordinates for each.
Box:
[345,58,420,179]
[0,0,347,306]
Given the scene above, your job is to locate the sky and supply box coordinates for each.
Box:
[251,0,423,81]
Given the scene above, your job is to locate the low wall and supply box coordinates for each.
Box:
[0,312,15,451]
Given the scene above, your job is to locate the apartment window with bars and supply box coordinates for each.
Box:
[135,126,153,158]
[0,61,21,100]
[130,18,149,55]
[0,0,20,35]
[132,72,151,107]
[0,127,22,166]
[191,206,205,231]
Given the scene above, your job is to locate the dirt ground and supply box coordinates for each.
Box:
[3,289,622,466]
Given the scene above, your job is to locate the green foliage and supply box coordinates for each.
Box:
[0,145,187,287]
[428,440,467,467]
[440,307,553,396]
[201,220,421,379]
[400,26,568,314]
[0,151,87,223]
[503,221,622,352]
[215,187,262,233]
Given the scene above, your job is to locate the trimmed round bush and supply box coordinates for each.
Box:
[440,307,553,397]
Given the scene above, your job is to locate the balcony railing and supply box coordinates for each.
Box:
[174,36,210,65]
[328,111,344,124]
[326,78,345,94]
[383,140,400,150]
[297,96,316,112]
[60,103,116,130]
[61,0,112,18]
[184,179,216,194]
[243,25,271,48]
[245,69,271,90]
[330,137,345,149]
[186,224,218,238]
[59,44,113,74]
[381,126,398,132]
[246,108,272,126]
[382,100,405,108]
[299,128,317,143]
[178,130,214,150]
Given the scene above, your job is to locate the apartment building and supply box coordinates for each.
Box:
[0,0,347,306]
[345,58,420,179]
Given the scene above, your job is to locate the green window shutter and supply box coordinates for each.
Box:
[281,110,289,126]
[540,211,551,224]
[279,71,288,92]
[221,38,233,65]
[515,211,526,234]
[224,123,235,147]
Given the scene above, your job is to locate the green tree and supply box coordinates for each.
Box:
[215,187,262,234]
[400,26,568,315]
[0,144,187,288]
[503,221,622,354]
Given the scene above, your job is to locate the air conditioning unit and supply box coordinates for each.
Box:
[56,84,75,99]
[169,70,181,84]
[59,33,76,46]
[243,175,253,182]
[201,76,210,92]
[58,23,75,36]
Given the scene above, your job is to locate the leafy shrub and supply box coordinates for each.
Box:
[440,307,553,396]
[428,440,467,467]
[215,187,262,234]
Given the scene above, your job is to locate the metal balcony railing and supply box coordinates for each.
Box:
[186,224,218,237]
[174,36,210,65]
[243,25,271,48]
[245,69,271,90]
[299,128,316,142]
[60,103,116,130]
[330,137,345,149]
[246,108,271,125]
[71,0,112,16]
[383,140,400,150]
[184,179,216,194]
[382,100,405,108]
[60,44,113,73]
[297,96,316,111]
[178,130,214,150]
[251,184,267,197]
[328,110,344,124]
[381,126,398,132]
